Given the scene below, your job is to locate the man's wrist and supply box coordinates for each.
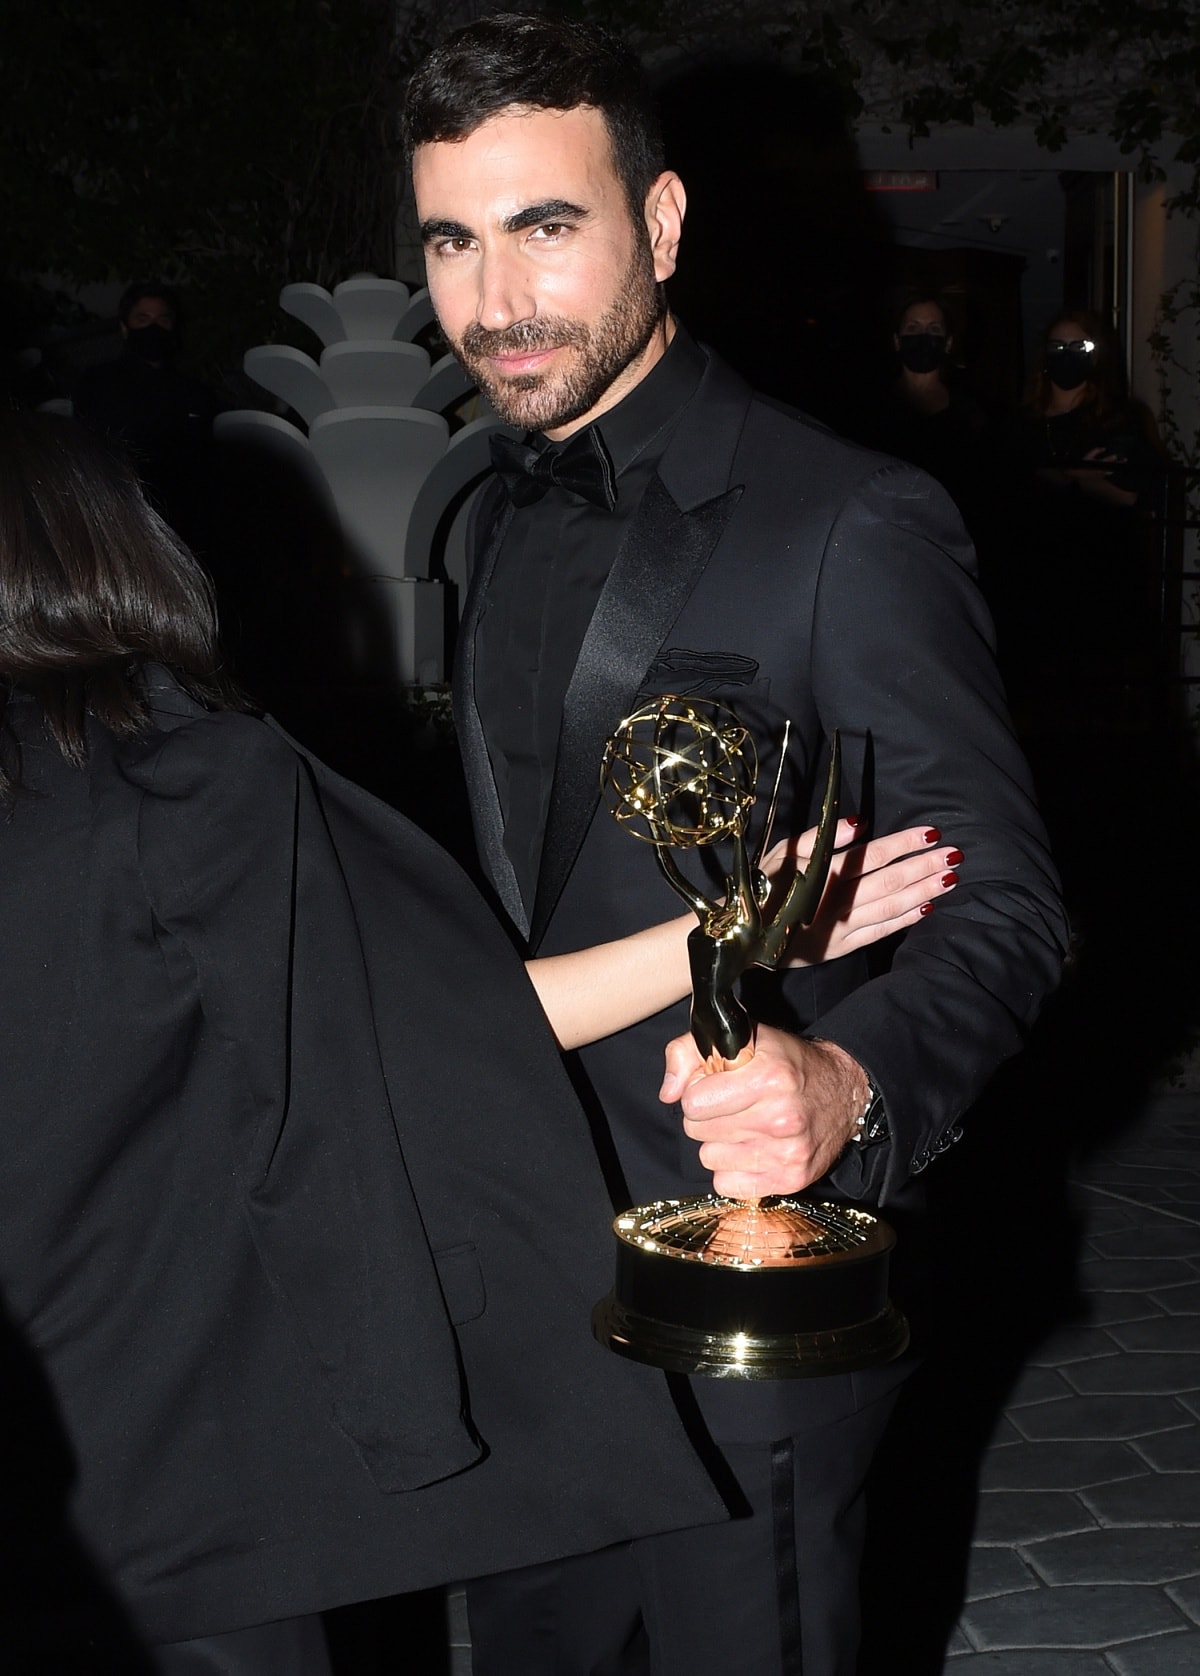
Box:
[807,1037,889,1151]
[851,1071,890,1148]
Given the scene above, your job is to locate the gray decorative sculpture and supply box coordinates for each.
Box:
[220,275,512,685]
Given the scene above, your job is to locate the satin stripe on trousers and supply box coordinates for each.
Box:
[153,1614,333,1676]
[467,1390,899,1676]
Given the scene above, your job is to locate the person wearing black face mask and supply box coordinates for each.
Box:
[894,297,954,388]
[73,282,221,557]
[992,307,1167,736]
[858,293,990,542]
[1004,309,1166,512]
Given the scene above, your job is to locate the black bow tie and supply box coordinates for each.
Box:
[490,426,618,512]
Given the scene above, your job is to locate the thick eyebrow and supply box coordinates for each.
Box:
[420,199,591,247]
[503,199,590,233]
[420,217,474,245]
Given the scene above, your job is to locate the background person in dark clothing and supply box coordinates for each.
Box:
[73,280,221,554]
[991,307,1166,734]
[856,291,990,542]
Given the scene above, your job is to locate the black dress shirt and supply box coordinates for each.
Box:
[476,326,706,910]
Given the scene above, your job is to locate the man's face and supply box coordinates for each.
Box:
[413,105,682,437]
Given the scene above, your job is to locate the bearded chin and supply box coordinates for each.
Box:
[455,246,664,433]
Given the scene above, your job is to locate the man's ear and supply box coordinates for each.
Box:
[644,171,686,284]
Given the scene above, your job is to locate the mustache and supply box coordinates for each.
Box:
[460,317,588,358]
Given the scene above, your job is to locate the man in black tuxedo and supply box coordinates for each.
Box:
[405,15,1066,1674]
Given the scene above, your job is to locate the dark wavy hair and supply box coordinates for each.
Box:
[0,411,241,794]
[118,279,182,327]
[402,12,664,218]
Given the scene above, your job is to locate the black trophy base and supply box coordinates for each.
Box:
[592,1292,909,1379]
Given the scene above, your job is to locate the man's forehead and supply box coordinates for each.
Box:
[413,104,617,210]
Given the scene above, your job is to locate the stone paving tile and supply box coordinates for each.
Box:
[1153,1282,1200,1315]
[1086,1220,1139,1246]
[1082,1472,1200,1526]
[1074,1163,1185,1183]
[978,1440,1148,1493]
[1006,1366,1078,1406]
[972,1491,1098,1545]
[1078,1204,1140,1232]
[1106,1317,1200,1353]
[964,1546,1040,1601]
[1167,1576,1200,1624]
[1010,1394,1194,1441]
[1083,1293,1164,1326]
[1092,1228,1200,1259]
[945,1624,973,1654]
[1064,1353,1200,1396]
[944,1655,1113,1673]
[1104,1189,1200,1217]
[987,1414,1023,1447]
[1026,1326,1123,1367]
[1021,1527,1200,1585]
[1106,1148,1200,1171]
[1076,1258,1199,1291]
[1182,1393,1200,1421]
[1105,1631,1200,1673]
[1130,1424,1200,1471]
[960,1582,1186,1649]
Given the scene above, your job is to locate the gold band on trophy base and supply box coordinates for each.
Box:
[595,695,908,1380]
[592,1194,909,1378]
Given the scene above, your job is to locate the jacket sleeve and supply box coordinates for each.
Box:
[803,462,1069,1203]
[133,712,482,1492]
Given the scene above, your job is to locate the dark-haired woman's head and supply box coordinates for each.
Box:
[117,282,182,365]
[893,292,953,377]
[1031,307,1124,416]
[0,411,236,791]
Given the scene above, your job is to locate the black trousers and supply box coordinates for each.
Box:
[152,1614,333,1676]
[466,1390,899,1676]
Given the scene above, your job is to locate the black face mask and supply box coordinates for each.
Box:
[126,322,178,363]
[1045,349,1093,392]
[897,333,946,374]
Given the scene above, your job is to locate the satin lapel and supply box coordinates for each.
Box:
[529,474,743,951]
[451,486,529,939]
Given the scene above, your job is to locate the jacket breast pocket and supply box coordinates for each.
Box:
[434,1242,486,1325]
[637,649,776,761]
[641,647,766,702]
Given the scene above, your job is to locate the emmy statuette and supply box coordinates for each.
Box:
[592,696,909,1379]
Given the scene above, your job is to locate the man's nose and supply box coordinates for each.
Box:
[475,250,535,331]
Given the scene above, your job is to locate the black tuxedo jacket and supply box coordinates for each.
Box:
[456,341,1066,1280]
[0,675,723,1645]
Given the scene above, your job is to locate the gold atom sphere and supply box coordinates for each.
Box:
[602,695,757,847]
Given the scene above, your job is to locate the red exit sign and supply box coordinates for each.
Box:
[863,170,939,192]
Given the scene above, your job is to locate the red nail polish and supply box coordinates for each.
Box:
[944,848,964,866]
[919,902,935,916]
[845,815,863,829]
[941,871,958,888]
[923,828,941,844]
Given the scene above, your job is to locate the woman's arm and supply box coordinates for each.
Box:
[526,822,958,1050]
